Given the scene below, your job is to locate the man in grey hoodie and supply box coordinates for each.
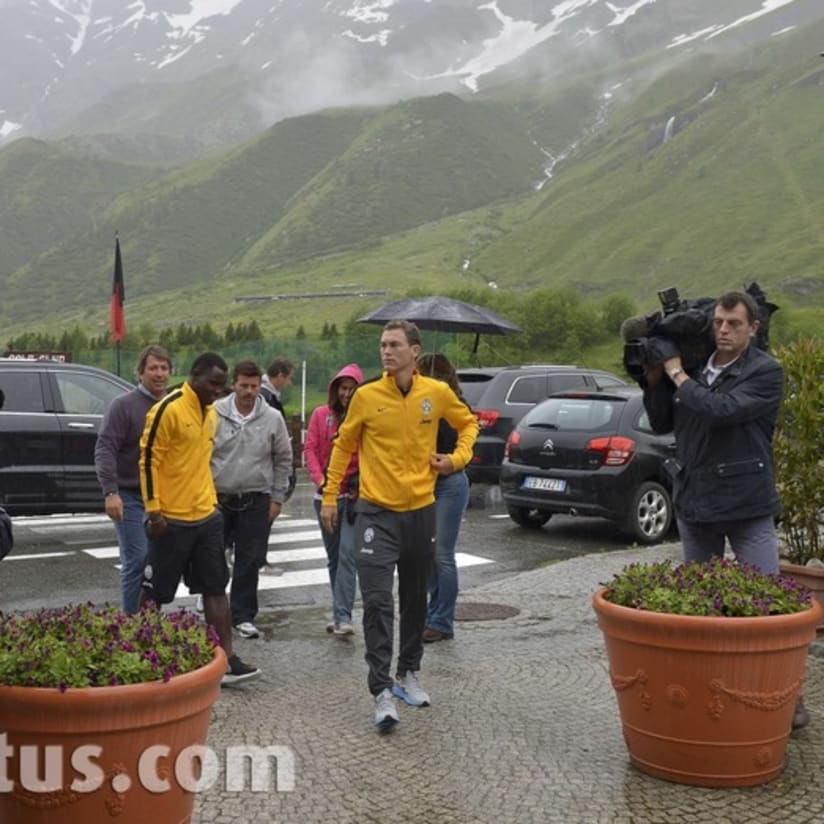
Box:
[212,360,293,638]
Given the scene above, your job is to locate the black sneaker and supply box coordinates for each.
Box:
[221,654,260,686]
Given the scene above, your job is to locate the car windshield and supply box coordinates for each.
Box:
[522,397,622,432]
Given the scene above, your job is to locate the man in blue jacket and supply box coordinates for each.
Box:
[642,290,807,729]
[642,291,782,569]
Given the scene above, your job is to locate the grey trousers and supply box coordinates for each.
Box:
[677,515,779,574]
[354,500,436,695]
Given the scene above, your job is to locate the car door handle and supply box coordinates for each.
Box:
[66,422,96,429]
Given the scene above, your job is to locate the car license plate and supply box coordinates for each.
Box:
[521,476,566,492]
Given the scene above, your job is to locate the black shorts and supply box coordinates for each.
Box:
[141,510,228,604]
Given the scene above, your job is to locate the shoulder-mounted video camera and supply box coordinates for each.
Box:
[621,282,778,381]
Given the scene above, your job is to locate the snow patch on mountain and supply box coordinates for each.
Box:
[46,0,92,55]
[426,0,662,92]
[165,0,246,36]
[342,28,392,46]
[432,0,587,92]
[669,0,800,48]
[1,119,22,138]
[708,0,798,39]
[606,1,657,27]
[344,1,397,26]
[150,1,247,69]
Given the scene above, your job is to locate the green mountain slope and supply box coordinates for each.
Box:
[473,19,824,305]
[2,109,373,319]
[0,94,545,325]
[2,16,824,341]
[0,138,167,281]
[236,93,546,270]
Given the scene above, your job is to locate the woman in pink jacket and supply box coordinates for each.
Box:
[304,363,364,635]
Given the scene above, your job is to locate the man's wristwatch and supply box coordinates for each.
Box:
[668,367,685,380]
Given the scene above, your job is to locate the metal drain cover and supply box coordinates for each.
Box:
[455,602,520,621]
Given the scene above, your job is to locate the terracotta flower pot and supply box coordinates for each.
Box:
[0,646,226,823]
[593,589,821,787]
[779,561,824,633]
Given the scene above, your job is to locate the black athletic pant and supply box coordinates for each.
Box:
[354,500,436,695]
[219,491,271,625]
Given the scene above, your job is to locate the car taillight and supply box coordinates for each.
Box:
[475,409,500,430]
[504,430,520,459]
[586,435,636,466]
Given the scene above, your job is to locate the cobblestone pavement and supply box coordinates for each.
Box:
[194,541,824,824]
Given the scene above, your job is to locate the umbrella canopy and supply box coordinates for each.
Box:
[357,296,522,336]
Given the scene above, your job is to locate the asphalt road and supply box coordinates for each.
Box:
[0,478,641,614]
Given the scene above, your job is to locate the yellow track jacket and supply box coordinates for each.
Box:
[139,382,218,522]
[321,371,479,512]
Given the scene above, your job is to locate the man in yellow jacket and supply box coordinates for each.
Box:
[321,320,478,728]
[139,351,259,686]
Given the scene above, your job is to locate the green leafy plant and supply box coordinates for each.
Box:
[773,337,824,565]
[603,557,812,617]
[0,604,218,690]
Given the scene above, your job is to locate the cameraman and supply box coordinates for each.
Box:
[642,290,812,731]
[642,290,784,570]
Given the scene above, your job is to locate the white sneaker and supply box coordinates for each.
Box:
[234,621,260,639]
[393,671,431,707]
[374,688,399,727]
[325,621,336,634]
[333,622,355,636]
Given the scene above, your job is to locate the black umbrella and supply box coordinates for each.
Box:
[357,295,521,354]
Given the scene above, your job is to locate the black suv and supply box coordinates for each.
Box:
[0,359,132,515]
[458,365,627,484]
[499,387,676,543]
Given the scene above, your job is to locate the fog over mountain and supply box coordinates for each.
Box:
[2,0,822,149]
[1,0,823,337]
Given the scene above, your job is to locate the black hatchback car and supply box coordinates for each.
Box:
[0,358,132,515]
[457,364,627,484]
[499,386,676,544]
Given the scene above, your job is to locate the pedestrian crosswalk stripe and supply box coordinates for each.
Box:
[264,547,327,563]
[268,529,322,545]
[83,547,120,559]
[10,513,495,601]
[5,551,74,561]
[13,513,317,529]
[172,552,493,600]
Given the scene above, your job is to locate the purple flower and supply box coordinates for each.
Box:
[0,602,216,689]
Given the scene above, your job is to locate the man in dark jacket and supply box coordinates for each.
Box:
[259,357,294,417]
[643,290,783,569]
[95,345,172,612]
[260,356,296,503]
[642,291,808,729]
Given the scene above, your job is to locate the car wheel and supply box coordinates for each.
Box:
[625,481,672,545]
[507,505,552,529]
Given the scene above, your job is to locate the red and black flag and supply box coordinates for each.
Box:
[110,235,126,342]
